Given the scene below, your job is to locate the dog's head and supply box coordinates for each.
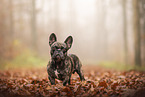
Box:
[49,33,73,62]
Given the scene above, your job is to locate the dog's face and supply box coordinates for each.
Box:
[49,33,73,62]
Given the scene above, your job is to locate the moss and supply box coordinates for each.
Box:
[1,49,47,70]
[99,61,145,71]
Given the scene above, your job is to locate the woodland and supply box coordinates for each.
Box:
[0,0,145,97]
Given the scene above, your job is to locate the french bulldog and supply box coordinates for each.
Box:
[47,33,85,86]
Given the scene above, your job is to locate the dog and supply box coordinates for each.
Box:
[47,33,85,86]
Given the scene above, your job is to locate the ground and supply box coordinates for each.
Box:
[0,65,145,97]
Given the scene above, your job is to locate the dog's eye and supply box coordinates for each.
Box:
[61,46,64,49]
[55,46,58,49]
[52,47,55,52]
[62,48,66,52]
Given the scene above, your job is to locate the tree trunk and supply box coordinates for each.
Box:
[9,0,14,37]
[133,0,141,66]
[143,0,145,66]
[31,0,37,49]
[54,0,59,34]
[141,0,145,66]
[122,0,128,65]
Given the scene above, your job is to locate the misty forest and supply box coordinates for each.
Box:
[0,0,145,97]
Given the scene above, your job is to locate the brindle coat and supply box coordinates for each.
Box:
[47,33,85,86]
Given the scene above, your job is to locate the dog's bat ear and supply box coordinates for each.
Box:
[64,36,73,50]
[49,33,57,46]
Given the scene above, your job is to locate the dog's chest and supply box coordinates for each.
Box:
[54,69,59,78]
[54,66,64,79]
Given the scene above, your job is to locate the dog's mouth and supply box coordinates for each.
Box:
[54,55,61,62]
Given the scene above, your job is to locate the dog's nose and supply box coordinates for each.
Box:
[56,55,60,59]
[56,55,61,61]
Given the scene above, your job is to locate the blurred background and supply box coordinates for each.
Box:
[0,0,145,70]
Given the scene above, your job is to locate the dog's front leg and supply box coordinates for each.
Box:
[47,66,56,85]
[63,76,69,86]
[48,76,55,85]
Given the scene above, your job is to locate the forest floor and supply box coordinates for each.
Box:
[0,65,145,97]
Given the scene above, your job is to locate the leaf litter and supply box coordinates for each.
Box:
[0,66,145,97]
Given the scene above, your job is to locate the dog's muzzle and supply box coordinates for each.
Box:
[55,55,61,62]
[52,49,65,61]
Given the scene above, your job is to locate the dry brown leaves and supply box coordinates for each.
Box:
[0,66,145,97]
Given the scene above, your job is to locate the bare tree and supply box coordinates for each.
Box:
[140,0,145,66]
[133,0,141,66]
[54,0,60,34]
[143,0,145,66]
[122,0,128,65]
[9,0,14,37]
[31,0,37,49]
